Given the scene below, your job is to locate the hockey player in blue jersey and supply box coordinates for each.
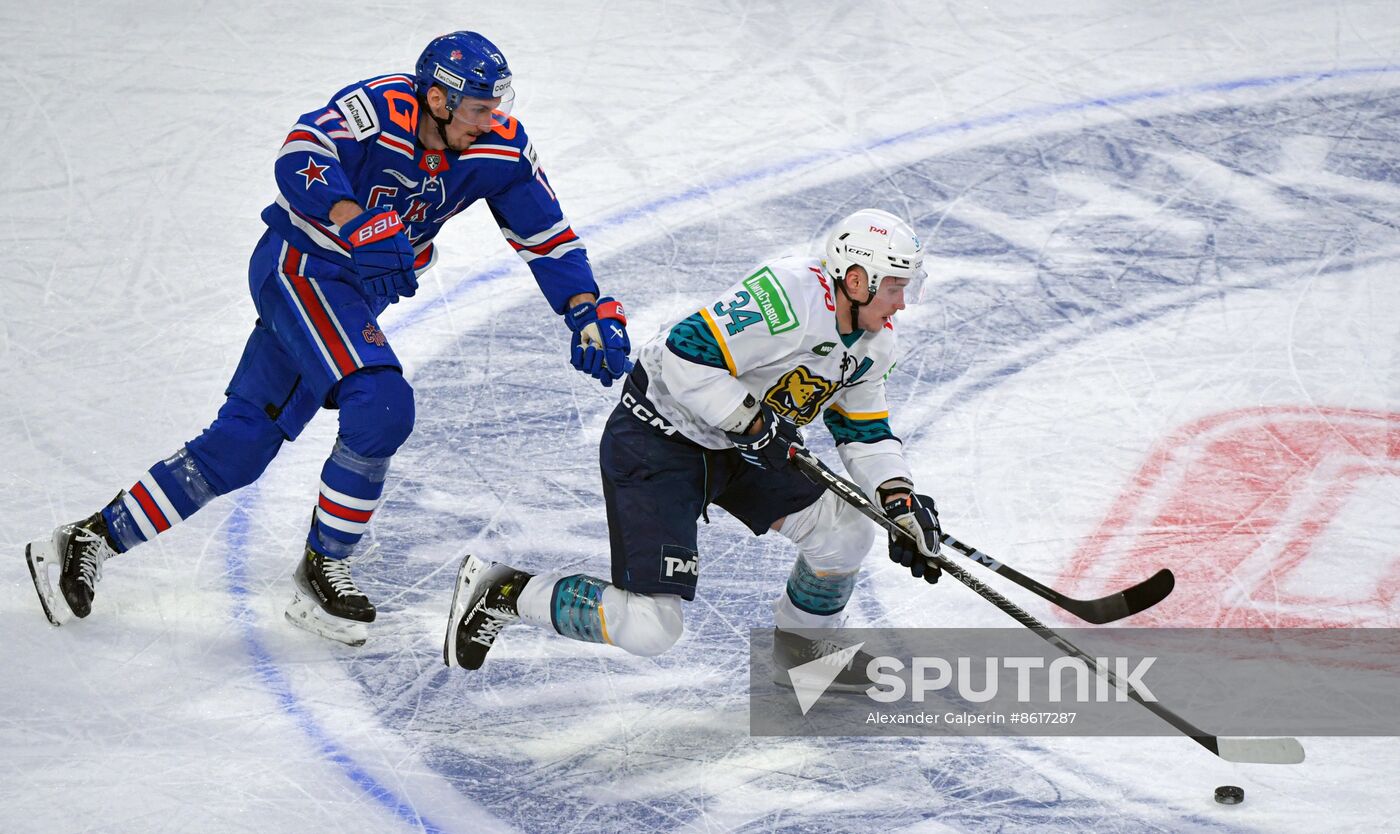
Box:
[443,209,943,688]
[24,31,631,646]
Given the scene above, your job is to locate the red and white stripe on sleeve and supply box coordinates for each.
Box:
[278,123,341,162]
[500,218,585,263]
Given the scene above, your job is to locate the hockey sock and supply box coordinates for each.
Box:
[101,446,219,552]
[517,572,686,655]
[773,556,857,630]
[307,438,389,557]
[515,572,561,628]
[535,574,611,644]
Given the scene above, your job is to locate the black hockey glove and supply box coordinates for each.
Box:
[342,208,418,303]
[724,403,802,470]
[882,491,942,584]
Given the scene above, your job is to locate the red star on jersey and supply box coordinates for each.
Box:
[297,156,329,189]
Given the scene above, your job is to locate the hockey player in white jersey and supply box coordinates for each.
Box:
[445,209,943,687]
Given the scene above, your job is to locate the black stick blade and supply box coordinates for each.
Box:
[1066,568,1175,624]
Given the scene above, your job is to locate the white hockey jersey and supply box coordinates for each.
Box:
[635,255,914,499]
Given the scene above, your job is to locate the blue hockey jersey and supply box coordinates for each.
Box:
[260,72,597,313]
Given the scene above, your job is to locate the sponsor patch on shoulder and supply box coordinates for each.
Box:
[335,89,380,140]
[742,266,799,334]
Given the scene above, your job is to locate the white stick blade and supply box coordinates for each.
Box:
[1217,737,1306,765]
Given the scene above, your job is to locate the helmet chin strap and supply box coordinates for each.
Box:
[836,270,873,311]
[834,271,870,335]
[419,90,455,147]
[431,107,453,147]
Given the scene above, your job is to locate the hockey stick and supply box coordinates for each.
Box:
[938,533,1174,624]
[789,447,1305,765]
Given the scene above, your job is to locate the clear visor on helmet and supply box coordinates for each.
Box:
[495,85,517,117]
[872,267,927,305]
[449,85,516,127]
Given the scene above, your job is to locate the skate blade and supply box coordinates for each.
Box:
[443,554,488,668]
[25,540,73,627]
[770,671,873,694]
[285,589,368,647]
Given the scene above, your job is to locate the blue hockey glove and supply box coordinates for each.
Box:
[882,491,942,584]
[724,403,803,470]
[342,208,417,303]
[565,296,631,387]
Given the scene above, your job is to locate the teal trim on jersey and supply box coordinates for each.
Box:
[551,574,610,644]
[666,313,729,370]
[824,408,896,446]
[785,556,857,616]
[839,329,863,348]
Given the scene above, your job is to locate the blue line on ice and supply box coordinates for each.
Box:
[394,61,1400,331]
[223,500,452,834]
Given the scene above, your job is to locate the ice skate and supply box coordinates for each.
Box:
[284,545,376,647]
[444,554,532,670]
[771,627,880,693]
[25,507,120,626]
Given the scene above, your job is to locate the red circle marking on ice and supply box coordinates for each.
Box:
[1059,407,1400,627]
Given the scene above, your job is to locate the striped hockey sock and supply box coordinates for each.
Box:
[551,574,613,644]
[772,556,858,630]
[307,439,389,557]
[101,446,219,552]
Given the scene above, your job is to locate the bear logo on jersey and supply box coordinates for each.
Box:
[764,366,838,426]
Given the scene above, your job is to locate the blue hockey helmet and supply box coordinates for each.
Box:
[415,31,514,111]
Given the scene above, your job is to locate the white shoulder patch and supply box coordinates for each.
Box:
[334,88,380,140]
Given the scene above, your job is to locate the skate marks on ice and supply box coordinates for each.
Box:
[308,84,1400,832]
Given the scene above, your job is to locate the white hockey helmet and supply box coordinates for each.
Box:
[822,208,926,301]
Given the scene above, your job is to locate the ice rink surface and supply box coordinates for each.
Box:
[3,2,1399,831]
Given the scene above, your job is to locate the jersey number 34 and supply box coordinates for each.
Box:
[714,291,763,336]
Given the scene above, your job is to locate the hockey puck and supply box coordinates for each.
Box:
[1214,785,1245,805]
